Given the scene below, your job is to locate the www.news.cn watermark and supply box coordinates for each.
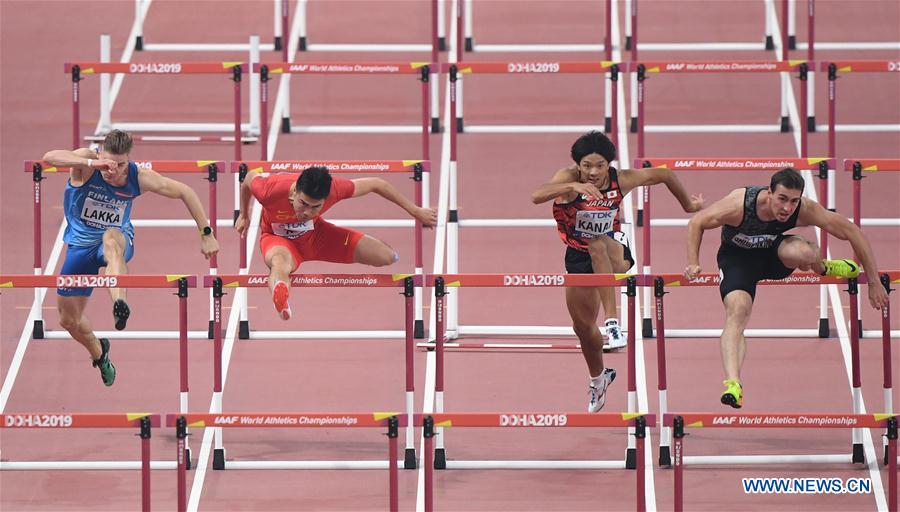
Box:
[743,477,872,494]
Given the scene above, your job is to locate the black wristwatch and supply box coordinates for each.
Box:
[200,226,213,236]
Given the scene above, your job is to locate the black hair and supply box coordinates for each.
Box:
[296,166,333,200]
[571,130,616,164]
[770,168,805,194]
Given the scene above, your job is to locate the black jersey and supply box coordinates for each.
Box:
[552,167,623,251]
[721,186,800,249]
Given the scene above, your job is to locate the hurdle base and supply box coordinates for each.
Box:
[233,209,240,224]
[434,448,446,470]
[239,320,250,340]
[33,320,44,339]
[430,117,441,134]
[642,317,654,338]
[456,117,464,133]
[625,447,636,469]
[604,117,611,133]
[852,443,864,464]
[208,320,215,340]
[185,447,193,471]
[213,448,226,470]
[136,36,144,51]
[788,35,796,50]
[659,445,671,467]
[818,318,830,338]
[629,117,637,133]
[465,37,473,52]
[780,116,790,133]
[438,37,447,52]
[636,209,643,228]
[765,35,774,51]
[298,36,307,51]
[281,117,291,134]
[274,36,282,51]
[807,116,816,132]
[625,36,632,51]
[414,319,425,339]
[404,448,417,469]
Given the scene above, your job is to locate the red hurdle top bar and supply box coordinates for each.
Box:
[1,413,160,428]
[165,413,404,428]
[231,160,430,174]
[628,61,806,73]
[652,272,900,287]
[64,62,246,74]
[633,158,832,171]
[428,412,654,428]
[255,62,432,75]
[427,273,634,287]
[24,160,225,174]
[0,274,197,288]
[207,274,418,288]
[843,159,900,172]
[663,412,897,429]
[820,60,900,73]
[445,61,618,74]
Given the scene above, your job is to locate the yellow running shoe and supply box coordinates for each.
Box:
[721,379,743,409]
[822,259,860,278]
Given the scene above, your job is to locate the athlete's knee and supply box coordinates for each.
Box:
[368,248,398,267]
[102,231,125,258]
[586,238,610,259]
[58,308,80,331]
[782,237,818,266]
[572,319,598,340]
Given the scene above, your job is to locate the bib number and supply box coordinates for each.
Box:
[575,209,617,238]
[272,220,314,239]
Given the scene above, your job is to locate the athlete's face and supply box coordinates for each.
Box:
[769,184,802,222]
[99,151,129,187]
[289,188,325,223]
[577,153,609,186]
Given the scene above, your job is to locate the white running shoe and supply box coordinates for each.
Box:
[603,318,627,350]
[587,367,617,413]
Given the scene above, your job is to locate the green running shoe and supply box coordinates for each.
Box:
[92,337,116,386]
[720,379,743,409]
[822,259,860,278]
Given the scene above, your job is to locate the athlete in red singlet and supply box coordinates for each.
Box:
[235,166,437,320]
[532,131,703,412]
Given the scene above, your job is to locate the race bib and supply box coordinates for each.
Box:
[730,233,777,249]
[271,220,314,239]
[80,197,125,228]
[575,209,617,238]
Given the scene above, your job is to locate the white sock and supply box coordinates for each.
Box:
[590,373,604,388]
[604,318,619,326]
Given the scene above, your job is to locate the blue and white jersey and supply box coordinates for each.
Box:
[63,162,142,247]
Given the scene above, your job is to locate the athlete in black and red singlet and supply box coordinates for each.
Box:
[532,130,703,413]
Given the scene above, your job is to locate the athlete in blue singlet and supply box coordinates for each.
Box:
[43,130,220,386]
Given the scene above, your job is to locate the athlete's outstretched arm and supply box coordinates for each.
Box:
[42,148,99,184]
[138,169,219,259]
[618,167,703,213]
[235,172,262,237]
[351,177,437,227]
[684,189,743,279]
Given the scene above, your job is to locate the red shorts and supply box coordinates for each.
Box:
[260,220,364,271]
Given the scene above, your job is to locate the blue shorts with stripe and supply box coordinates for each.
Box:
[57,238,135,297]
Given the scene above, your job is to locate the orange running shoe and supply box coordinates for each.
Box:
[272,281,292,321]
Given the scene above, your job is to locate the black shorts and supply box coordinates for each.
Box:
[717,236,794,301]
[564,232,635,274]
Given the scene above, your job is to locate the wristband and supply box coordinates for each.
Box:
[87,159,93,168]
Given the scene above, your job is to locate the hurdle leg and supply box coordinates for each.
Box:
[847,278,865,463]
[434,279,447,469]
[654,277,672,466]
[388,416,399,512]
[140,417,151,512]
[134,0,145,50]
[178,279,192,469]
[297,0,308,50]
[673,416,685,512]
[625,277,638,469]
[404,278,417,469]
[176,416,187,512]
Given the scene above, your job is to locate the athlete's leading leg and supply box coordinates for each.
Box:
[567,286,617,412]
[264,243,298,320]
[720,290,753,408]
[587,235,631,349]
[102,229,131,330]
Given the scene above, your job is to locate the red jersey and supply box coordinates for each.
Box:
[251,173,355,239]
[552,167,624,251]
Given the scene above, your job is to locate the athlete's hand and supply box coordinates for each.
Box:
[571,182,602,200]
[93,158,120,170]
[684,264,702,280]
[234,213,249,238]
[685,193,705,213]
[415,207,438,228]
[200,234,219,260]
[868,282,889,310]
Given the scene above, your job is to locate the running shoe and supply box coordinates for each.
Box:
[92,337,116,387]
[113,299,130,331]
[272,281,292,321]
[720,379,743,409]
[603,319,627,351]
[588,367,617,413]
[822,259,860,278]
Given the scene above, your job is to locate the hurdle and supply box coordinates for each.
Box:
[206,274,420,470]
[231,160,430,338]
[256,61,437,142]
[167,413,404,512]
[632,157,835,338]
[428,274,644,469]
[25,160,221,340]
[824,61,900,155]
[421,412,654,512]
[65,61,248,161]
[649,271,898,468]
[788,0,900,52]
[665,412,898,512]
[0,413,162,511]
